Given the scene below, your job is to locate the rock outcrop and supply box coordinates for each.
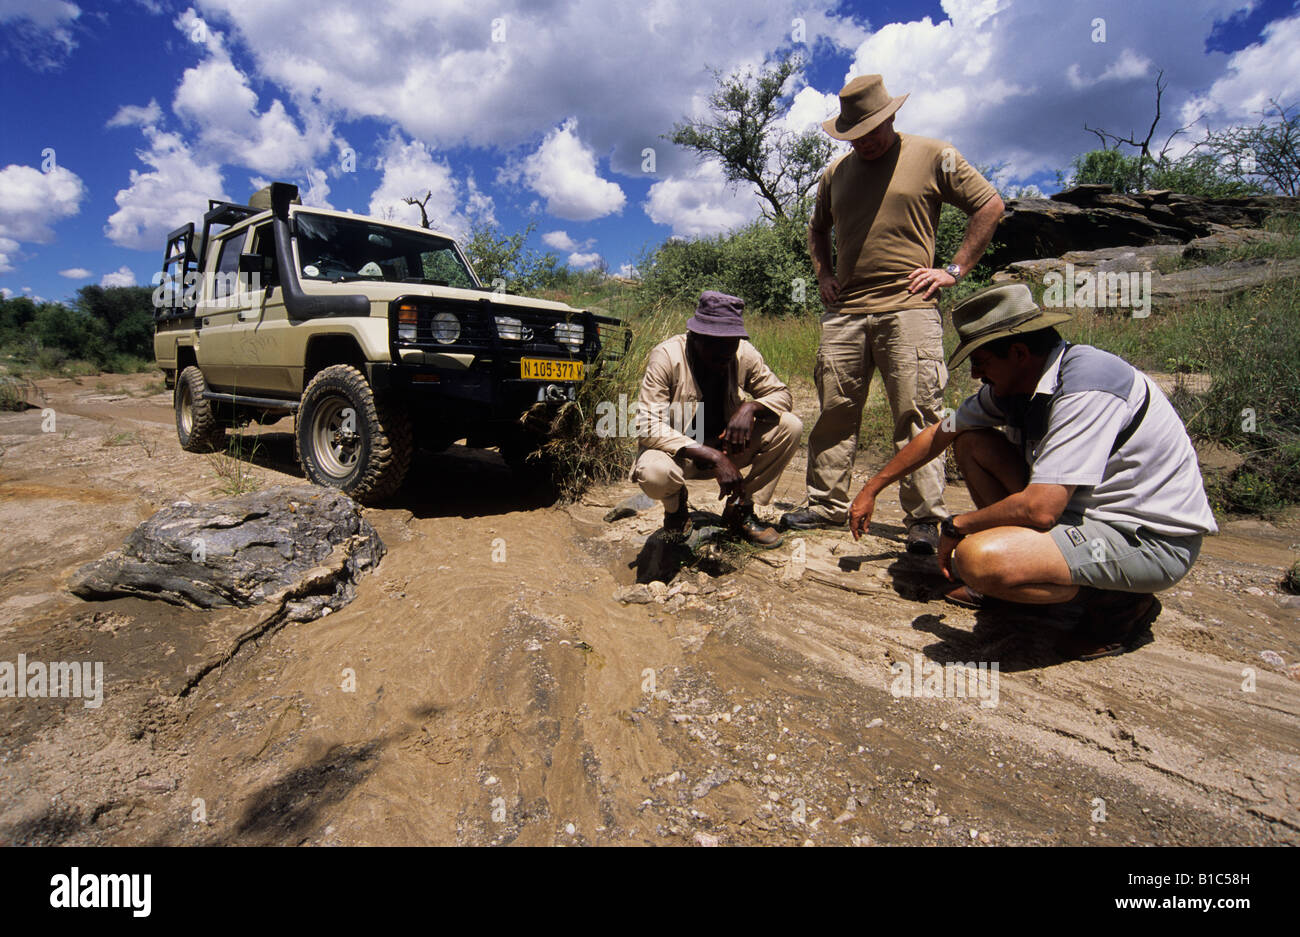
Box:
[69,486,384,622]
[990,228,1300,306]
[989,184,1299,268]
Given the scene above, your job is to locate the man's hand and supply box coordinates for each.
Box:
[818,274,841,306]
[720,401,759,453]
[907,266,957,300]
[848,487,877,541]
[711,452,744,499]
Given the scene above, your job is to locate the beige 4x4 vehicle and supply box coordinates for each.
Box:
[154,182,626,503]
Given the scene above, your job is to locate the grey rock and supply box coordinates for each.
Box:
[613,584,655,604]
[603,492,656,523]
[69,486,383,622]
[989,185,1300,268]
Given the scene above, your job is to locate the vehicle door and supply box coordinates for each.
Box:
[194,228,250,390]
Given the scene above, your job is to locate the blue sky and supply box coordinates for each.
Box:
[1,0,1298,304]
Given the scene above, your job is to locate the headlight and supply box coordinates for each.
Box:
[396,303,418,342]
[431,311,460,344]
[554,322,583,350]
[495,315,526,340]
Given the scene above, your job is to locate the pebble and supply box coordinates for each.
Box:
[565,823,576,836]
[834,810,855,825]
[694,832,719,847]
[865,718,884,729]
[1260,650,1286,667]
[900,820,915,832]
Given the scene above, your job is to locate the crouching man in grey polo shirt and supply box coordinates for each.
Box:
[847,283,1217,660]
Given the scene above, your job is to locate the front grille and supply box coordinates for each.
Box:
[392,296,592,359]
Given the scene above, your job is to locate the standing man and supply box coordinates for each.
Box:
[780,75,1005,554]
[631,291,803,549]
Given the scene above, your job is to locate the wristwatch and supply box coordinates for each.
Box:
[940,518,964,540]
[943,263,963,280]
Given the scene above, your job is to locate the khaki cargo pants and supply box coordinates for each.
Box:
[633,411,803,512]
[806,307,949,525]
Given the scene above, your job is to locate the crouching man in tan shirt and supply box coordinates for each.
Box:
[630,291,803,548]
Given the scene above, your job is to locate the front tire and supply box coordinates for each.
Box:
[175,366,225,453]
[295,364,412,504]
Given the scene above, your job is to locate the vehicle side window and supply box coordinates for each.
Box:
[212,234,244,300]
[250,224,279,287]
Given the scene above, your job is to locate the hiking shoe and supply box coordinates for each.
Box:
[778,507,840,531]
[663,492,692,538]
[735,508,783,549]
[943,584,985,609]
[906,522,940,555]
[1059,592,1161,661]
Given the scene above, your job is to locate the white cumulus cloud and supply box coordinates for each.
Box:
[105,127,226,250]
[58,267,91,279]
[567,251,603,270]
[1180,13,1300,129]
[0,0,80,69]
[0,163,86,243]
[644,161,763,239]
[508,119,626,222]
[368,135,466,237]
[100,266,137,287]
[107,99,163,129]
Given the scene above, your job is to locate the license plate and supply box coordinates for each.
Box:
[520,358,584,381]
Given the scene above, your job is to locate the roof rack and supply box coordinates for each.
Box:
[204,199,260,227]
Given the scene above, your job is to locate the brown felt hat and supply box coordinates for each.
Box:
[947,283,1073,369]
[822,75,908,141]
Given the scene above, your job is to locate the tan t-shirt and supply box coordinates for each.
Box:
[809,133,997,313]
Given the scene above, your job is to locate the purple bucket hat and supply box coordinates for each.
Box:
[686,291,748,338]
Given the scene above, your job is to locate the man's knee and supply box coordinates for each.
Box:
[953,534,1015,590]
[772,411,803,448]
[633,450,683,501]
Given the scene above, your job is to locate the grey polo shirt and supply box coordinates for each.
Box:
[952,341,1218,538]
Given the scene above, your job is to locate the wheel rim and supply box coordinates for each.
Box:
[311,397,361,478]
[179,381,194,435]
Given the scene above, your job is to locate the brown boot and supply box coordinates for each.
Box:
[726,502,782,549]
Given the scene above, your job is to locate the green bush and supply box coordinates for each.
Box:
[1060,147,1262,196]
[634,212,820,316]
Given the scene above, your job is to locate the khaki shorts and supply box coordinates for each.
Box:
[1049,511,1202,593]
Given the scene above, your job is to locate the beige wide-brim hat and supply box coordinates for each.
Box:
[947,283,1073,368]
[822,75,909,141]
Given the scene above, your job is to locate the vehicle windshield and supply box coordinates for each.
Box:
[293,212,478,288]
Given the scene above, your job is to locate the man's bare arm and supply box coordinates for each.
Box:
[948,194,1004,272]
[850,422,959,538]
[949,482,1073,535]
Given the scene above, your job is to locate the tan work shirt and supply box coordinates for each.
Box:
[633,333,794,458]
[810,133,997,313]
